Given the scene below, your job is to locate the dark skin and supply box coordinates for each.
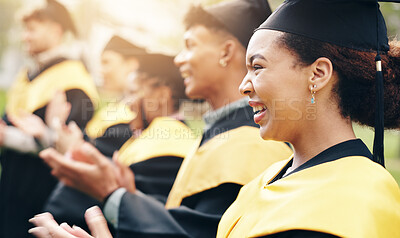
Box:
[240,30,356,170]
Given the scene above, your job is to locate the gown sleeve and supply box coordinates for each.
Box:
[105,183,242,238]
[93,123,132,157]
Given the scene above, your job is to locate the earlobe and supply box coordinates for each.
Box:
[308,57,333,92]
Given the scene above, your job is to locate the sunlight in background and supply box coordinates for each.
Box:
[0,0,227,88]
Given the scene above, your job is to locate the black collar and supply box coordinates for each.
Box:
[269,139,372,184]
[28,57,67,81]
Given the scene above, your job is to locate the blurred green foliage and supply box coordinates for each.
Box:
[0,89,5,115]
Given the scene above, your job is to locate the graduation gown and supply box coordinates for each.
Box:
[110,105,292,238]
[217,139,400,238]
[44,117,196,232]
[0,58,98,238]
[86,101,136,157]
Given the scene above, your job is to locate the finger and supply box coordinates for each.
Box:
[85,206,113,238]
[60,222,74,233]
[8,115,21,127]
[51,117,63,131]
[112,151,119,163]
[28,227,52,238]
[29,212,56,227]
[59,90,68,102]
[68,121,82,137]
[30,213,77,238]
[40,148,90,180]
[71,225,94,238]
[39,148,66,170]
[54,90,67,102]
[65,102,72,117]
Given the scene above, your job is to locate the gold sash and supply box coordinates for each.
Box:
[217,156,400,238]
[117,117,198,166]
[85,102,136,138]
[6,60,99,118]
[165,126,293,208]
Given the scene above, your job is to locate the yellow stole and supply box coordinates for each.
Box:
[6,60,99,118]
[117,117,198,166]
[217,156,400,238]
[85,102,136,139]
[165,126,293,208]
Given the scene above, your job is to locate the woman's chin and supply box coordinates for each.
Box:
[259,125,272,140]
[259,124,281,141]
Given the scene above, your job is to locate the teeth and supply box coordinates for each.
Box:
[182,72,190,78]
[253,105,266,114]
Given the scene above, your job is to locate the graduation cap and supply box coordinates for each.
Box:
[103,36,148,58]
[256,0,400,167]
[185,0,271,47]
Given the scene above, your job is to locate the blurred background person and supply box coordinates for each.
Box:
[36,0,292,237]
[0,0,98,237]
[84,35,147,157]
[41,53,197,233]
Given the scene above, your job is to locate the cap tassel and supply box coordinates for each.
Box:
[373,53,385,167]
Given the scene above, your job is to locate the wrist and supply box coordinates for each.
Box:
[102,186,120,204]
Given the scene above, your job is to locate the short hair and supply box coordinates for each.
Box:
[184,6,232,37]
[22,0,77,35]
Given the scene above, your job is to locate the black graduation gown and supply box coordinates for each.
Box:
[218,139,384,238]
[113,106,266,238]
[44,119,188,233]
[43,123,132,233]
[0,58,95,238]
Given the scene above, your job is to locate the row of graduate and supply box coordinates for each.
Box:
[1,0,400,237]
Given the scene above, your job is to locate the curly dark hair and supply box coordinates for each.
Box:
[278,33,400,129]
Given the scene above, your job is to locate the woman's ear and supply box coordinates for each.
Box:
[308,57,333,92]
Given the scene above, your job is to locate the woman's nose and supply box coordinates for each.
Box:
[239,73,254,96]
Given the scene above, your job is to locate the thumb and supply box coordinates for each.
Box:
[84,206,112,238]
[112,151,119,163]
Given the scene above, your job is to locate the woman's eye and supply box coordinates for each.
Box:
[253,64,263,71]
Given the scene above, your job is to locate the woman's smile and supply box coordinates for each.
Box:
[249,100,268,124]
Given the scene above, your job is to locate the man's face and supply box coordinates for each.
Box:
[22,19,62,56]
[174,25,225,100]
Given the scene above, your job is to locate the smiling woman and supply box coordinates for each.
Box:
[217,0,400,237]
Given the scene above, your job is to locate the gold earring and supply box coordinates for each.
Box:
[219,59,227,67]
[311,85,316,104]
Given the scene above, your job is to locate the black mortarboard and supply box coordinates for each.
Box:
[256,0,400,166]
[187,0,271,47]
[44,0,77,35]
[103,36,148,58]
